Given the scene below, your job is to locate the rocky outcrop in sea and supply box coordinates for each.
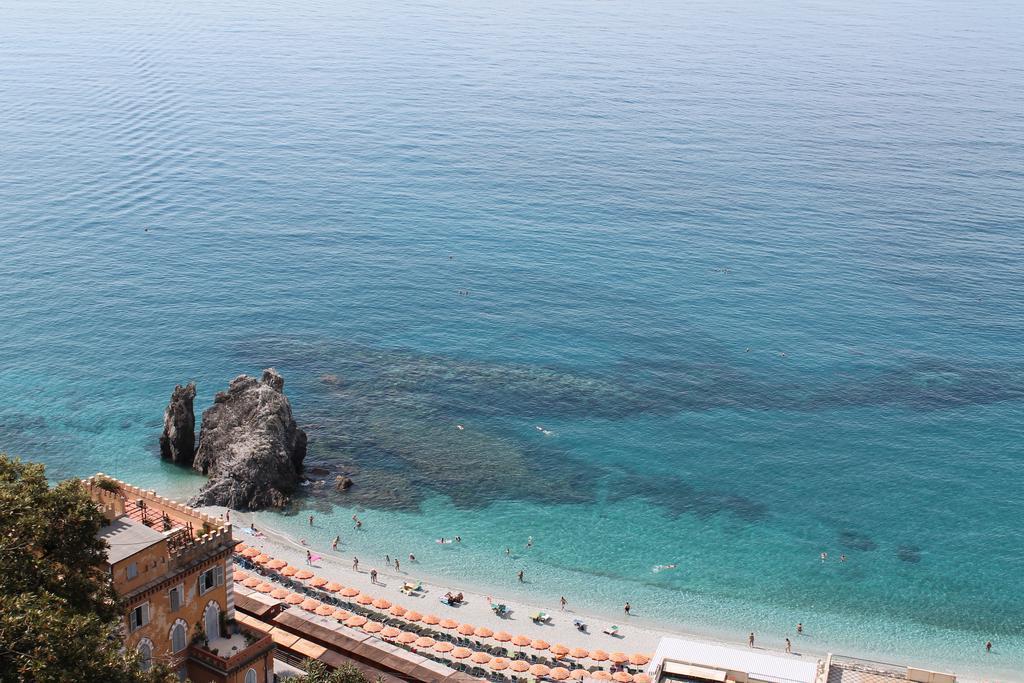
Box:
[159,382,196,465]
[188,368,307,510]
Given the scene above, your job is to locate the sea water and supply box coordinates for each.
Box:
[1,0,1022,677]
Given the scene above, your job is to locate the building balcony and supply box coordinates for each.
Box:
[187,627,274,676]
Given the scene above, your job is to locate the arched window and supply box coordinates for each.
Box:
[137,639,153,671]
[170,620,187,653]
[244,668,257,683]
[203,600,221,639]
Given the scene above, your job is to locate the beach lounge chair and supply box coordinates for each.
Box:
[602,624,621,636]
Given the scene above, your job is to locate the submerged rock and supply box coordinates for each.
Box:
[335,475,354,491]
[159,382,196,465]
[189,369,307,510]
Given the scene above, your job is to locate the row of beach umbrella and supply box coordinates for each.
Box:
[234,546,651,680]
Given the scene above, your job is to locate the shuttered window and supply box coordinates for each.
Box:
[129,603,149,631]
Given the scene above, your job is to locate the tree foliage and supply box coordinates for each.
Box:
[0,454,175,682]
[294,659,383,683]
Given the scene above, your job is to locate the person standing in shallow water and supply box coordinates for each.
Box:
[785,638,791,654]
[560,596,567,611]
[518,569,525,582]
[309,515,313,526]
[796,622,803,635]
[986,641,993,652]
[748,632,755,648]
[624,602,631,616]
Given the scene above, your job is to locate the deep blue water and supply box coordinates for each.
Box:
[1,0,1022,677]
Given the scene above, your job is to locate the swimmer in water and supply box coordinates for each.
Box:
[456,424,464,430]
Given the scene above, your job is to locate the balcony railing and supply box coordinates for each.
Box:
[188,632,273,672]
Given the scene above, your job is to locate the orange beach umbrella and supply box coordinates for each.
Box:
[372,597,392,609]
[356,593,374,605]
[531,639,550,651]
[570,670,588,680]
[404,611,423,622]
[590,672,613,681]
[511,635,531,647]
[241,547,259,558]
[363,621,384,633]
[345,615,367,628]
[232,570,248,581]
[489,658,510,671]
[242,577,260,588]
[551,644,570,657]
[457,623,476,636]
[396,631,418,644]
[325,582,343,592]
[510,660,531,673]
[389,604,407,617]
[633,674,652,683]
[332,609,351,621]
[381,626,401,639]
[612,672,633,683]
[286,593,304,604]
[469,652,492,664]
[281,566,297,577]
[493,631,512,642]
[422,614,440,625]
[295,569,314,580]
[433,641,454,653]
[550,667,572,680]
[315,604,335,616]
[529,664,551,677]
[609,652,628,664]
[570,647,589,659]
[340,587,359,597]
[440,618,459,629]
[452,647,473,659]
[301,598,320,611]
[629,653,650,666]
[270,588,289,600]
[310,577,328,587]
[473,626,494,638]
[590,649,610,662]
[414,636,436,649]
[267,559,286,570]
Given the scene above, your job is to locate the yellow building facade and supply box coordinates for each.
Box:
[87,475,274,683]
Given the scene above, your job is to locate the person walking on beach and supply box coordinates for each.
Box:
[518,569,525,583]
[370,569,378,584]
[560,596,567,611]
[785,638,791,654]
[306,550,312,565]
[386,554,391,565]
[624,602,631,616]
[332,535,340,551]
[748,633,755,648]
[394,558,400,571]
[353,556,359,571]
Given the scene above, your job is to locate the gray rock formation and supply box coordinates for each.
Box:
[159,383,196,465]
[189,369,307,510]
[335,475,353,491]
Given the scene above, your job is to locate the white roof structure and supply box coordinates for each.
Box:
[649,637,819,683]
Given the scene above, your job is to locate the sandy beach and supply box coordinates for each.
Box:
[204,506,829,668]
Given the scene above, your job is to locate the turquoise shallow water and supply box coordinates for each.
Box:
[1,0,1023,677]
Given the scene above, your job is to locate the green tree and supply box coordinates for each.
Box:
[294,659,383,683]
[0,454,176,682]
